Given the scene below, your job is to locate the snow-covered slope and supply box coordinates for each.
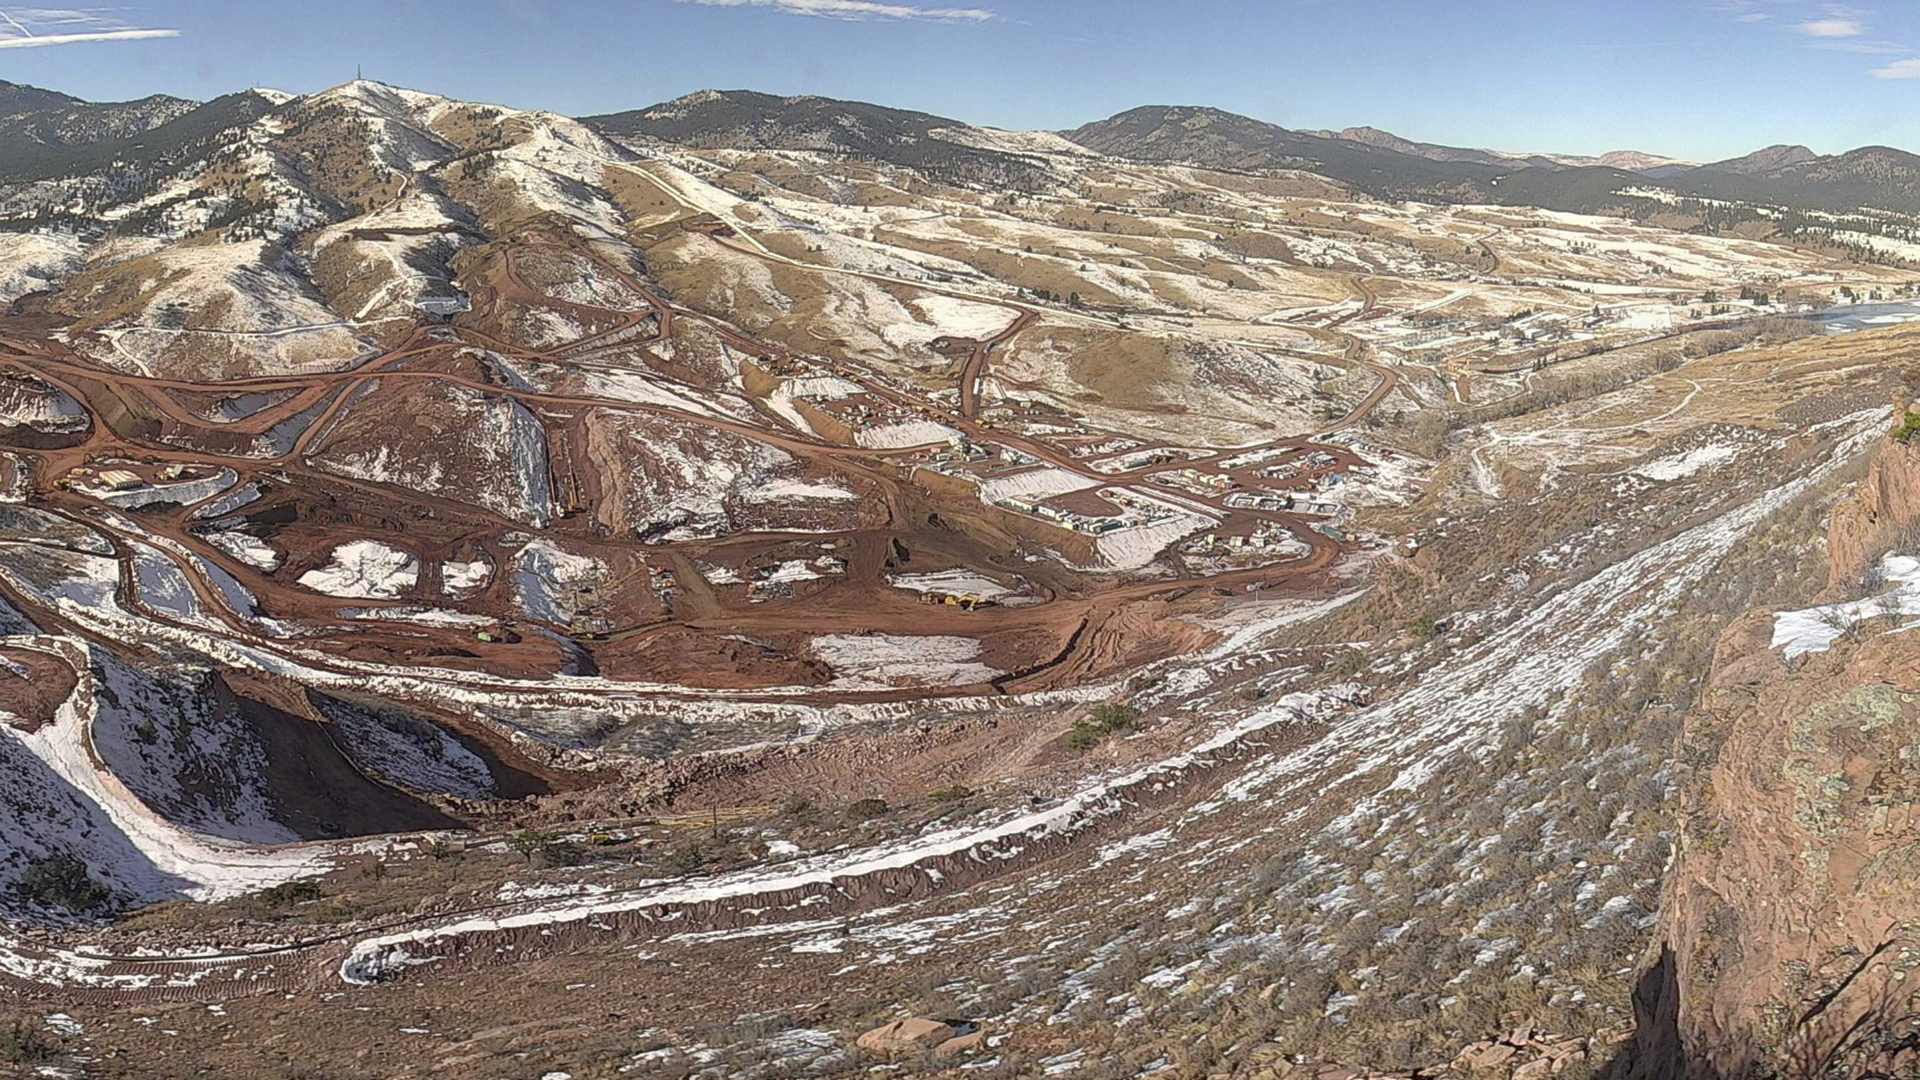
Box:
[0,80,645,378]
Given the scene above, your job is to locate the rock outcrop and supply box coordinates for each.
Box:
[854,1017,958,1053]
[1622,424,1920,1078]
[1827,408,1920,583]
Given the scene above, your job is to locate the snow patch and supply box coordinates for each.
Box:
[1772,553,1920,658]
[809,634,999,689]
[297,541,419,600]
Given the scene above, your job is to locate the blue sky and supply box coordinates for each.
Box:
[5,1,1920,161]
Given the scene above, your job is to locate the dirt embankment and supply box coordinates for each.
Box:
[1622,424,1920,1079]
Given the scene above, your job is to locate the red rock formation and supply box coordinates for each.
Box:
[1623,426,1920,1079]
[1827,413,1920,584]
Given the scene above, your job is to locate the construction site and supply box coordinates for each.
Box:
[11,70,1920,1080]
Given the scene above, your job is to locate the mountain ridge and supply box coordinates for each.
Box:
[583,87,1055,189]
[1,76,1908,217]
[1310,123,1694,174]
[0,78,198,155]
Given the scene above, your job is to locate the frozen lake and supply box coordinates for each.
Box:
[1808,300,1920,333]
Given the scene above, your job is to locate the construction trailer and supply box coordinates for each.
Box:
[415,294,470,318]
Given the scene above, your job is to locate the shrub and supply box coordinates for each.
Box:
[508,829,585,869]
[0,1021,55,1065]
[928,784,974,802]
[1068,702,1142,752]
[1087,703,1140,733]
[309,898,365,924]
[15,856,110,914]
[1067,722,1104,752]
[259,879,322,908]
[848,797,889,819]
[233,879,323,921]
[1896,410,1920,444]
[661,835,721,874]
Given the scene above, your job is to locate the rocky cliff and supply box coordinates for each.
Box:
[1623,426,1920,1079]
[1827,408,1920,584]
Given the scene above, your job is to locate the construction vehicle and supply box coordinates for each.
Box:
[918,590,986,611]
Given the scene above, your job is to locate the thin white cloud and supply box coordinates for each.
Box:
[0,6,178,48]
[1796,15,1864,35]
[1711,0,1787,23]
[1870,56,1920,77]
[1717,0,1920,70]
[1813,37,1907,52]
[669,0,994,22]
[0,27,176,47]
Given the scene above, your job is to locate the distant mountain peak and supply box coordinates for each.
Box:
[1333,125,1692,172]
[1705,143,1819,175]
[0,80,202,163]
[0,79,83,115]
[1592,149,1696,171]
[583,88,1057,190]
[1092,104,1254,125]
[308,79,448,110]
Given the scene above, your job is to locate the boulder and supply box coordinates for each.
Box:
[1550,1051,1586,1074]
[1512,1059,1554,1080]
[856,1017,958,1053]
[935,1029,986,1056]
[1466,1043,1516,1070]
